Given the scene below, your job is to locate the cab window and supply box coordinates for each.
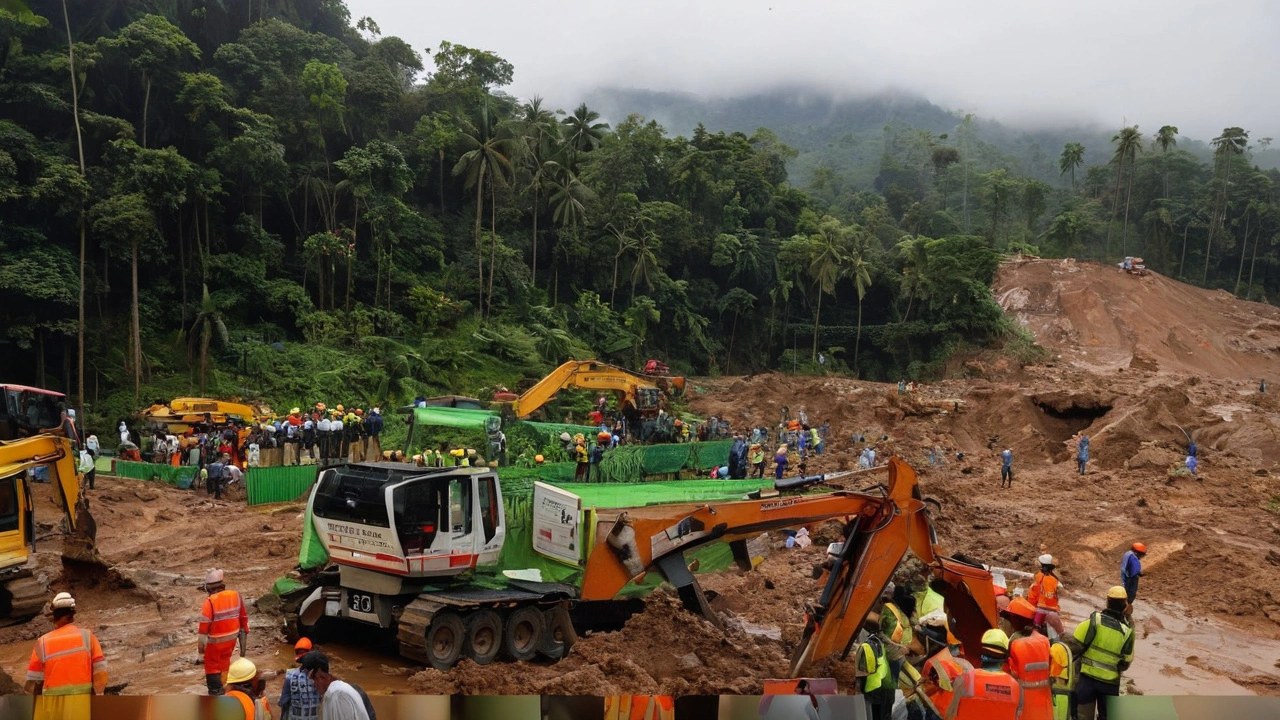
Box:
[477,476,498,543]
[0,474,19,534]
[450,478,473,536]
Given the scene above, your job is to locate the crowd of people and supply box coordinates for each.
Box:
[855,542,1145,720]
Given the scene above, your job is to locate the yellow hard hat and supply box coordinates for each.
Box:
[534,454,545,463]
[336,405,344,413]
[1107,586,1129,600]
[450,449,465,457]
[226,657,258,684]
[981,628,1010,653]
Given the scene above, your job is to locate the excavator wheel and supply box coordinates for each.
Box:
[424,612,465,670]
[537,604,577,661]
[0,574,47,627]
[464,610,503,665]
[502,606,545,662]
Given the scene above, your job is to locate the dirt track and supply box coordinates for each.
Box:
[3,258,1280,696]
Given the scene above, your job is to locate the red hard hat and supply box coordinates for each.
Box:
[1132,542,1147,553]
[1003,597,1038,621]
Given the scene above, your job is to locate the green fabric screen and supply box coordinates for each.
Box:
[246,465,318,506]
[297,504,330,570]
[112,461,197,488]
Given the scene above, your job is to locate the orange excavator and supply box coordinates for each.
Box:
[581,457,999,674]
[492,360,685,420]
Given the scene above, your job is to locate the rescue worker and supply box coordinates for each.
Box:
[317,412,332,461]
[331,409,345,461]
[878,584,914,681]
[920,630,972,720]
[854,621,894,720]
[279,638,320,720]
[1048,619,1077,720]
[1071,586,1136,720]
[225,656,272,719]
[603,695,675,720]
[1000,448,1013,488]
[1077,434,1090,475]
[198,568,249,696]
[1120,543,1146,605]
[365,407,384,460]
[944,628,1022,720]
[1002,597,1053,720]
[574,441,589,481]
[1027,554,1066,636]
[24,592,107,720]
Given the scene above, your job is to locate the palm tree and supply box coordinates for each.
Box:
[519,97,561,286]
[453,102,514,314]
[1205,127,1249,284]
[189,284,228,394]
[62,0,88,421]
[1110,126,1143,255]
[806,221,849,362]
[850,251,872,376]
[606,220,639,307]
[1059,142,1085,190]
[895,235,931,322]
[561,103,609,167]
[718,288,756,372]
[1155,125,1178,198]
[629,229,659,301]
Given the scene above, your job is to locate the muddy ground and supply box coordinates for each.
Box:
[3,259,1280,696]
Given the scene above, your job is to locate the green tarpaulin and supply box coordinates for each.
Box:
[246,465,318,506]
[112,461,197,488]
[297,504,329,570]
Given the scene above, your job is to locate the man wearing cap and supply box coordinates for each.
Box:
[299,651,375,720]
[279,639,321,720]
[1120,543,1146,605]
[1071,587,1136,720]
[198,568,249,695]
[223,656,271,719]
[25,592,107,720]
[853,618,894,720]
[1027,554,1065,636]
[1001,598,1053,720]
[943,628,1022,720]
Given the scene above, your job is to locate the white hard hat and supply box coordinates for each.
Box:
[372,407,380,414]
[1038,554,1056,566]
[204,569,225,586]
[51,592,75,610]
[67,409,76,418]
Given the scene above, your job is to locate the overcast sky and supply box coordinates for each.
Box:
[346,0,1278,142]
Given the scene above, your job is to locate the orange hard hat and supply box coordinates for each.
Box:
[294,637,313,653]
[1132,542,1147,553]
[1003,597,1038,621]
[355,409,363,416]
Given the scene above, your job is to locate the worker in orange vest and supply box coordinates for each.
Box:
[198,568,249,696]
[943,628,1022,720]
[1026,554,1065,636]
[1002,597,1054,720]
[603,695,674,720]
[24,592,108,720]
[225,657,273,719]
[921,630,972,719]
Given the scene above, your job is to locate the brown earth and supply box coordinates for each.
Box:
[3,258,1280,696]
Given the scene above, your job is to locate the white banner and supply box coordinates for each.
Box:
[533,482,582,566]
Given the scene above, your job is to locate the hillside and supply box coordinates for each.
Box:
[994,258,1280,381]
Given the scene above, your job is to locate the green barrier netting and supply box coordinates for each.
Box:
[556,478,772,507]
[112,461,197,488]
[297,504,330,570]
[247,465,318,506]
[522,420,601,439]
[408,406,497,429]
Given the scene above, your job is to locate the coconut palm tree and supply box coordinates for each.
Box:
[1110,126,1143,255]
[806,219,850,361]
[1155,126,1178,198]
[518,98,562,286]
[1059,142,1085,190]
[453,102,514,314]
[561,103,609,168]
[850,250,872,376]
[1204,127,1249,283]
[189,284,228,394]
[896,235,932,323]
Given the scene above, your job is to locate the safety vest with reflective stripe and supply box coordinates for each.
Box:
[228,690,274,719]
[923,648,973,713]
[1073,611,1134,684]
[859,636,891,694]
[945,668,1022,720]
[898,659,943,718]
[1050,641,1075,720]
[27,624,104,696]
[879,602,913,660]
[1028,572,1061,612]
[604,695,674,720]
[1008,631,1053,720]
[916,587,945,622]
[200,590,248,645]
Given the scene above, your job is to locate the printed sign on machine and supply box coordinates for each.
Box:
[533,481,582,565]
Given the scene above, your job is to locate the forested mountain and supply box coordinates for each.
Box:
[1,1,1275,428]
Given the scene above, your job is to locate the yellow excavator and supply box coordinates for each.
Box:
[140,398,267,430]
[492,360,686,420]
[0,435,100,626]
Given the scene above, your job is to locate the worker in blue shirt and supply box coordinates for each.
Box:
[1120,543,1146,605]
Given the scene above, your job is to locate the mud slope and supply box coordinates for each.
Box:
[994,257,1280,379]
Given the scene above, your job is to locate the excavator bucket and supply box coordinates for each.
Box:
[61,499,101,566]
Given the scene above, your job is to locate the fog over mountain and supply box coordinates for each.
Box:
[347,0,1279,144]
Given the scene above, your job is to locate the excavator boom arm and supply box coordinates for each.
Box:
[511,360,669,419]
[0,435,86,535]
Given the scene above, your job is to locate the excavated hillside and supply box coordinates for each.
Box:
[993,257,1280,380]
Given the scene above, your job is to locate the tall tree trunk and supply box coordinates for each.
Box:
[346,201,358,313]
[811,291,822,362]
[1247,219,1261,298]
[131,236,141,400]
[473,167,485,312]
[487,179,497,318]
[611,248,620,307]
[531,188,539,287]
[1180,223,1189,279]
[1205,160,1233,284]
[63,0,86,420]
[438,149,446,215]
[36,328,45,388]
[1122,159,1135,255]
[142,74,151,148]
[199,319,210,394]
[1235,213,1251,296]
[1107,158,1123,254]
[727,311,739,373]
[178,211,187,323]
[902,291,915,324]
[854,297,864,376]
[1071,165,1076,190]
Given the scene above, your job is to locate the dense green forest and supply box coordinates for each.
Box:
[1,1,1275,430]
